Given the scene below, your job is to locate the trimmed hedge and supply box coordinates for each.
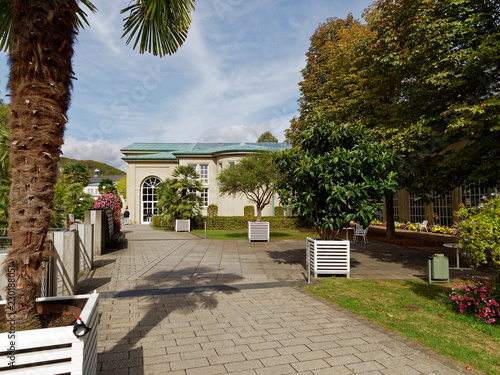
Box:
[152,215,312,230]
[196,216,310,230]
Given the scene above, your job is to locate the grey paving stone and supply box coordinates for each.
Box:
[86,225,483,375]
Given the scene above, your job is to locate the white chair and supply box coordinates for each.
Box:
[418,220,428,232]
[354,226,369,244]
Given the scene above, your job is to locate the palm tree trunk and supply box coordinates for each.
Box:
[5,0,77,330]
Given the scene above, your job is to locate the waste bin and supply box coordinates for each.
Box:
[428,254,449,283]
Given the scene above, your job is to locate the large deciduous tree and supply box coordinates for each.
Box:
[286,1,499,238]
[0,0,195,329]
[217,152,279,222]
[276,118,398,241]
[367,0,500,194]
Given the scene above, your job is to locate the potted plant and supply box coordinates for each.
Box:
[0,292,99,372]
[217,152,279,242]
[275,119,398,278]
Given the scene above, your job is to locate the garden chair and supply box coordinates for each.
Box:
[354,226,369,244]
[418,220,428,232]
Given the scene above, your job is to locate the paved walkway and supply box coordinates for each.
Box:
[79,225,483,375]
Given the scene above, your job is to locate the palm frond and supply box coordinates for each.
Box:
[121,0,195,57]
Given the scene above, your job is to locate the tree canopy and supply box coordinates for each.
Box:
[286,1,499,238]
[217,152,279,222]
[257,131,278,143]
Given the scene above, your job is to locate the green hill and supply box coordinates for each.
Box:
[58,157,125,175]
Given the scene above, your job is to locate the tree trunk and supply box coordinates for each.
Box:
[4,0,77,329]
[385,193,396,240]
[256,204,262,222]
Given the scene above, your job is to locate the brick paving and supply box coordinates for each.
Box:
[78,224,486,375]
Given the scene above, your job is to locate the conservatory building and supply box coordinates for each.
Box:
[121,142,290,225]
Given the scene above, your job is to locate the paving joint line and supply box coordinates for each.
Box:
[99,280,314,299]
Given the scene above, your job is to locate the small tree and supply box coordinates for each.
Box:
[275,119,398,240]
[63,183,94,220]
[156,165,203,224]
[456,195,500,284]
[98,178,118,195]
[62,162,91,186]
[116,177,127,200]
[217,152,279,222]
[257,131,278,143]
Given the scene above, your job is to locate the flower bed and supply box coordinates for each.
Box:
[371,221,458,235]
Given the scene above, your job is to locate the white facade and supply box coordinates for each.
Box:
[121,143,290,225]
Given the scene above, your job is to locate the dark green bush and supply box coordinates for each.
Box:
[274,206,284,217]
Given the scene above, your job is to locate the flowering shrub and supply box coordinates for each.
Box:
[450,277,499,324]
[94,193,121,233]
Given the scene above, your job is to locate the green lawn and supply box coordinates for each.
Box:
[307,279,500,375]
[190,228,320,240]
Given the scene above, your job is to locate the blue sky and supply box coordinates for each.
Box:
[0,0,373,171]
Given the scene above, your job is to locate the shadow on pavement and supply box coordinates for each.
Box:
[98,266,243,374]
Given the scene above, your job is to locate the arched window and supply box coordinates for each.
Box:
[141,177,161,224]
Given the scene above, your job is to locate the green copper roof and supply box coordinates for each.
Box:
[122,152,178,161]
[121,143,196,152]
[121,142,291,161]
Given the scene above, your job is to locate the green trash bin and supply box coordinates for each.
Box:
[428,254,449,283]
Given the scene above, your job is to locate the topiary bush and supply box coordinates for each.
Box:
[207,204,218,217]
[274,206,284,217]
[244,205,255,220]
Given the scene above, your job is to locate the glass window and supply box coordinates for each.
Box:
[410,194,425,223]
[201,188,209,207]
[199,164,208,185]
[432,191,453,227]
[141,177,161,224]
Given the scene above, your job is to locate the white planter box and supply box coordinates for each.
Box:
[306,238,350,278]
[0,292,99,374]
[175,219,190,232]
[248,221,269,242]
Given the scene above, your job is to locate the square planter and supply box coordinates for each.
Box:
[175,219,190,232]
[0,292,99,374]
[248,221,269,242]
[306,238,350,278]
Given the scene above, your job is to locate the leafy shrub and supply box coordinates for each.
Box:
[450,277,499,324]
[274,206,284,217]
[456,194,500,278]
[207,204,218,217]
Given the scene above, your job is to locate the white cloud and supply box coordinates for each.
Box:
[61,136,126,171]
